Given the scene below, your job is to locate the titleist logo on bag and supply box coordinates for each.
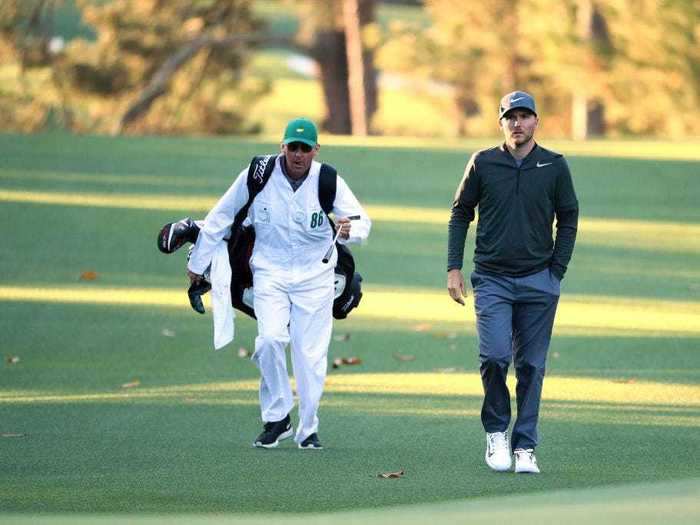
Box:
[253,155,274,184]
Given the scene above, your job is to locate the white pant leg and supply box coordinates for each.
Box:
[288,271,334,443]
[251,275,293,423]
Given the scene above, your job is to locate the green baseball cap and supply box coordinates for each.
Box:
[283,117,318,147]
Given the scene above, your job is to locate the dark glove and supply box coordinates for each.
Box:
[187,278,211,314]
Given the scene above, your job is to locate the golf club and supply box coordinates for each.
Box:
[322,215,360,263]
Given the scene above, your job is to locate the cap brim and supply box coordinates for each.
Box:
[283,137,317,147]
[500,106,537,119]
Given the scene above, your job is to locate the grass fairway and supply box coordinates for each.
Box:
[0,133,699,523]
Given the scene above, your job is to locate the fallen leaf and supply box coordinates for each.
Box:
[161,328,175,337]
[6,356,20,365]
[332,357,362,369]
[79,271,98,281]
[333,333,351,342]
[392,352,416,362]
[448,344,457,351]
[551,351,560,359]
[121,380,140,389]
[432,331,458,340]
[1,433,26,438]
[378,469,405,479]
[237,347,251,358]
[412,323,432,332]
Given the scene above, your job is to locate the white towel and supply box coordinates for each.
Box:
[210,241,235,350]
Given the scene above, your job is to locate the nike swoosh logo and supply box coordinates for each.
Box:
[510,97,525,103]
[536,161,552,168]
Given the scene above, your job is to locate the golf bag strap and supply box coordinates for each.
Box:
[233,155,277,229]
[318,163,337,216]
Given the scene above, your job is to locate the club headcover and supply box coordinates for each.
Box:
[157,217,200,254]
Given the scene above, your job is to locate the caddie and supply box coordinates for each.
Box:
[447,91,578,473]
[187,117,371,450]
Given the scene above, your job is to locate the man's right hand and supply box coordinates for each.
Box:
[186,270,209,314]
[447,269,467,306]
[187,270,203,284]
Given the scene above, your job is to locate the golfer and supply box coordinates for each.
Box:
[447,91,578,473]
[187,117,371,450]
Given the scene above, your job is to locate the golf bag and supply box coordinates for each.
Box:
[157,155,362,320]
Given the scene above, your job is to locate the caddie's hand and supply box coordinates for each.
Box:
[447,269,467,306]
[336,217,352,239]
[187,270,203,284]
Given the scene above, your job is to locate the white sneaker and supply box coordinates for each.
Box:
[485,431,512,472]
[514,448,540,473]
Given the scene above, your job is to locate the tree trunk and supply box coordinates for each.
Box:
[573,0,608,139]
[358,0,378,130]
[587,100,605,136]
[572,0,592,140]
[308,0,377,136]
[311,29,351,134]
[343,0,373,136]
[587,5,609,136]
[499,3,524,93]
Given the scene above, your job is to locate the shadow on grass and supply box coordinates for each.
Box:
[1,387,698,514]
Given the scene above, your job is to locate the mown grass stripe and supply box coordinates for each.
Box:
[1,189,698,253]
[2,373,698,407]
[2,285,698,336]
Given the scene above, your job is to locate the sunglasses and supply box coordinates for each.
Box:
[287,142,313,153]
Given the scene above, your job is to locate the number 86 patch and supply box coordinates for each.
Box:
[310,211,325,229]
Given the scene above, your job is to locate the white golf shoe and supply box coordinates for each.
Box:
[485,431,511,472]
[514,448,540,474]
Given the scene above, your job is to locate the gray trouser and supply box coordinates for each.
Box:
[470,268,560,451]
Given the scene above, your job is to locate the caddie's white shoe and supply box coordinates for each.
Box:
[485,431,511,472]
[514,448,540,474]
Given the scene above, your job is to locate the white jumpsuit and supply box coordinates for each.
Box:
[188,155,371,443]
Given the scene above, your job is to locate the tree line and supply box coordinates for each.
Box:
[1,0,698,138]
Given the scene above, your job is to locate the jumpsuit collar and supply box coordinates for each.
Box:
[280,155,310,192]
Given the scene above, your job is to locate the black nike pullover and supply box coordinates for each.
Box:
[447,143,578,280]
